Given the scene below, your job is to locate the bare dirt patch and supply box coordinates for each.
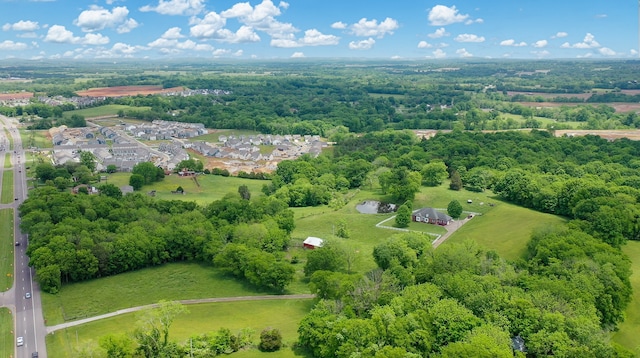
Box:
[0,92,33,100]
[77,85,185,97]
[554,129,640,141]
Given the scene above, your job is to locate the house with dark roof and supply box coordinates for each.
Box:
[412,207,452,226]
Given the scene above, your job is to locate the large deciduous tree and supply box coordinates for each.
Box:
[447,200,463,219]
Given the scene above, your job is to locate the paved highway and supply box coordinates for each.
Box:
[0,116,47,357]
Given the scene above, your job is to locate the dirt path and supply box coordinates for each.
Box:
[46,294,315,334]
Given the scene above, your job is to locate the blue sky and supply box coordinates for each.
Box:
[0,0,636,60]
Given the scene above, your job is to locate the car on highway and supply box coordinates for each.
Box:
[15,242,20,246]
[17,336,24,346]
[25,292,31,299]
[32,353,38,358]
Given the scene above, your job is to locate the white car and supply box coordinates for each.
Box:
[17,336,24,346]
[25,292,31,299]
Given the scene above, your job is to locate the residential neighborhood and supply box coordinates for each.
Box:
[48,120,329,174]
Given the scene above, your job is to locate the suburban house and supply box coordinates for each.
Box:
[412,207,452,226]
[303,237,324,249]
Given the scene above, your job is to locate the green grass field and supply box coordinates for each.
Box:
[3,153,9,169]
[612,241,640,356]
[0,308,13,358]
[42,261,310,326]
[1,170,13,204]
[0,209,14,292]
[443,200,567,260]
[498,113,582,129]
[101,173,269,205]
[21,129,52,149]
[46,299,314,358]
[65,105,148,118]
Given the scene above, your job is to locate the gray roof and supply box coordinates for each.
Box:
[413,207,452,222]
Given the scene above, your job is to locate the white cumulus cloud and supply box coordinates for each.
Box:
[291,51,305,58]
[271,29,339,48]
[74,6,138,33]
[331,21,347,29]
[500,39,527,47]
[161,27,185,39]
[44,25,80,43]
[428,27,449,39]
[221,0,295,39]
[44,25,111,45]
[349,38,375,50]
[532,40,547,48]
[140,0,205,16]
[599,47,616,56]
[561,33,600,49]
[83,33,110,45]
[552,31,568,38]
[428,5,469,26]
[417,41,432,49]
[456,48,472,58]
[432,49,446,58]
[350,18,398,38]
[454,33,485,43]
[3,20,40,32]
[0,40,28,50]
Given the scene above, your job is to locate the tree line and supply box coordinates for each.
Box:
[19,186,296,293]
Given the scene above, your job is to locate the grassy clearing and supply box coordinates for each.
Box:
[3,153,9,169]
[42,261,309,326]
[443,199,567,260]
[0,308,13,358]
[64,105,145,118]
[498,113,582,129]
[21,129,53,149]
[1,170,13,204]
[101,173,269,205]
[612,241,640,355]
[0,209,14,292]
[46,299,314,358]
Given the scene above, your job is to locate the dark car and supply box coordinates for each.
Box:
[15,242,20,246]
[32,352,38,358]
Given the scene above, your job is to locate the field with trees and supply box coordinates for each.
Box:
[3,59,640,356]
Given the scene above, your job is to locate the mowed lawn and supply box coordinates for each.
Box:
[42,262,310,326]
[46,299,315,358]
[0,308,13,358]
[443,199,567,260]
[0,209,14,291]
[1,170,13,204]
[64,104,146,118]
[21,129,52,149]
[612,241,640,355]
[101,173,268,205]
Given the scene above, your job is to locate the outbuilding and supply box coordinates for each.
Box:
[303,237,324,249]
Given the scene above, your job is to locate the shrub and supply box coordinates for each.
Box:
[259,328,282,352]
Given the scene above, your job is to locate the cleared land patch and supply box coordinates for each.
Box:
[76,85,185,97]
[46,299,314,358]
[42,262,310,326]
